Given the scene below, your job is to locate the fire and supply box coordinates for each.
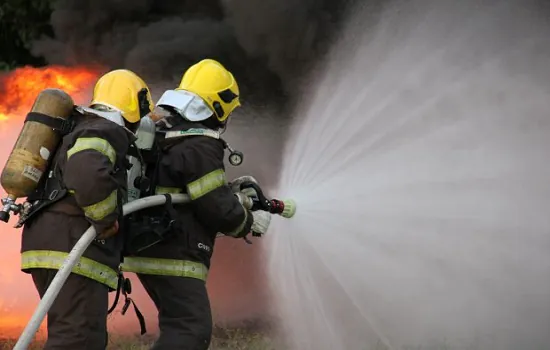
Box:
[0,65,103,122]
[0,65,102,338]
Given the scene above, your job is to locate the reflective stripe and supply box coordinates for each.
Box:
[67,137,117,165]
[165,128,220,140]
[227,205,249,237]
[187,169,226,200]
[82,190,117,221]
[155,186,183,195]
[21,250,118,289]
[121,257,208,281]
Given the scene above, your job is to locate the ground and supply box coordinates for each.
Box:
[0,331,478,349]
[0,327,281,350]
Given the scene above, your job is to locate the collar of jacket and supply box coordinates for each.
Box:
[75,106,137,142]
[160,119,220,141]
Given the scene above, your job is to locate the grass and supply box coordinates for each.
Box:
[0,335,496,350]
[0,323,485,350]
[0,335,484,350]
[0,326,281,350]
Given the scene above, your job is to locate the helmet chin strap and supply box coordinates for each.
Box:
[219,122,228,135]
[215,113,232,135]
[156,118,175,130]
[80,105,138,136]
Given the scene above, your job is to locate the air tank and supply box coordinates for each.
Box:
[0,88,74,222]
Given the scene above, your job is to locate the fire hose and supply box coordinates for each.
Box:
[13,189,296,350]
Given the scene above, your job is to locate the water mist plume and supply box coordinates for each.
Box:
[268,0,550,349]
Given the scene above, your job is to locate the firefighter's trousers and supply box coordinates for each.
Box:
[137,274,212,350]
[31,269,109,350]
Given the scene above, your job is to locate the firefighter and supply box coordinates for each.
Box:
[121,59,271,350]
[20,69,154,349]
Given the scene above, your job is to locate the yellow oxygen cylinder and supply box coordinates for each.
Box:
[0,88,74,223]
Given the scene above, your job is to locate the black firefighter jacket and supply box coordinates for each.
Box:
[20,109,135,290]
[122,121,254,275]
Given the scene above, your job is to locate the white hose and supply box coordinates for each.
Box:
[13,194,192,350]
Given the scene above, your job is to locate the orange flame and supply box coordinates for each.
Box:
[0,65,103,337]
[0,65,103,122]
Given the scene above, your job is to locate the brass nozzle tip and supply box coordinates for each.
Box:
[281,199,297,218]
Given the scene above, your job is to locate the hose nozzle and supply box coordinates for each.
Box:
[270,199,297,218]
[236,180,297,219]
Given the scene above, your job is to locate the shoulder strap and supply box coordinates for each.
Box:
[25,111,75,136]
[141,138,164,197]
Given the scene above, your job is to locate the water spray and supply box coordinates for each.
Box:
[267,1,550,349]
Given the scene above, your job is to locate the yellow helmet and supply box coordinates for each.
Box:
[90,69,154,124]
[176,59,240,123]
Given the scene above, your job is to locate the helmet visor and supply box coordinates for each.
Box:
[156,89,213,122]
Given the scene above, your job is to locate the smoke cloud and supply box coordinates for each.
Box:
[31,0,362,110]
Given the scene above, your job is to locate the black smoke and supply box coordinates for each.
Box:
[31,0,363,111]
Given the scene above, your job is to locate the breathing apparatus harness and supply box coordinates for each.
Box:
[107,271,147,334]
[14,88,151,229]
[14,109,78,229]
[122,119,245,257]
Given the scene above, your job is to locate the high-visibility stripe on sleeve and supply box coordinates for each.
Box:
[67,137,117,164]
[121,257,208,281]
[155,186,184,195]
[82,190,117,221]
[186,169,226,200]
[21,250,119,289]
